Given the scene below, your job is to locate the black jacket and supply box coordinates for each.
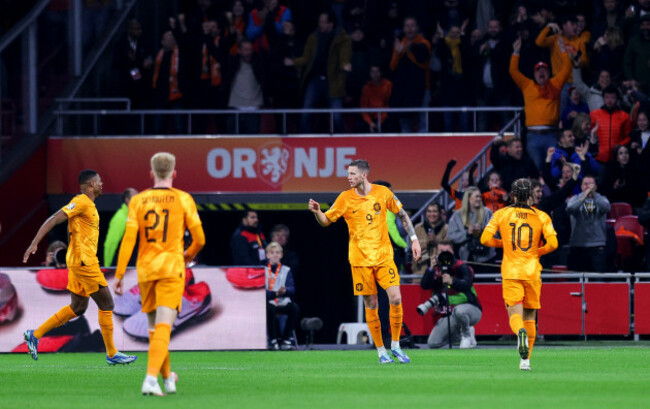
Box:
[490,141,539,191]
[230,225,267,265]
[421,258,481,310]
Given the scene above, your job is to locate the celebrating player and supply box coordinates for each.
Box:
[23,170,137,365]
[114,152,205,396]
[309,159,421,364]
[480,178,558,370]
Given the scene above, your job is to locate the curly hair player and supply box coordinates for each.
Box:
[480,178,558,371]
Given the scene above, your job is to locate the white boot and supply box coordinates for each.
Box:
[163,372,178,394]
[142,375,165,396]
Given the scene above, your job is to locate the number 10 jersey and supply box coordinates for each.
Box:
[126,187,202,282]
[483,206,557,281]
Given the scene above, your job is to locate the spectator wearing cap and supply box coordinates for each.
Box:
[623,15,650,94]
[590,85,632,163]
[510,37,571,171]
[560,86,590,129]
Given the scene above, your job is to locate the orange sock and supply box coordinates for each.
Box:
[160,353,171,379]
[34,305,77,339]
[149,329,170,378]
[509,313,524,335]
[365,308,384,348]
[147,323,172,377]
[98,310,117,358]
[389,304,403,342]
[523,320,537,359]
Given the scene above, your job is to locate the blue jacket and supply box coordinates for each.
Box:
[551,145,600,182]
[560,100,589,128]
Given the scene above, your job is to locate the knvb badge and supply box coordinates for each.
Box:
[258,142,292,187]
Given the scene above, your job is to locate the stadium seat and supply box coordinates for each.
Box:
[608,202,633,220]
[336,323,370,345]
[615,216,644,244]
[614,216,644,271]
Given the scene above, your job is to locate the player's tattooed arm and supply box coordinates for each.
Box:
[397,208,416,239]
[398,208,421,261]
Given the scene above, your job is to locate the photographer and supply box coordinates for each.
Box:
[418,240,482,349]
[44,241,67,268]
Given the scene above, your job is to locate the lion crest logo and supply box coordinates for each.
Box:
[258,143,292,187]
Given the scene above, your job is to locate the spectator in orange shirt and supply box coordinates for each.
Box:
[480,171,509,212]
[510,36,571,171]
[360,66,392,133]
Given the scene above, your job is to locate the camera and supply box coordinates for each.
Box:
[417,293,442,315]
[438,250,454,270]
[53,248,67,268]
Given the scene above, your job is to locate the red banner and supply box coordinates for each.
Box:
[47,135,493,194]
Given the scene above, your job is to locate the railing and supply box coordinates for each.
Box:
[357,272,636,340]
[410,110,522,223]
[0,0,130,166]
[53,106,523,136]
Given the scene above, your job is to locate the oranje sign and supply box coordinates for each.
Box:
[47,135,493,194]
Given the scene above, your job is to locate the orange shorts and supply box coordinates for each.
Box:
[139,275,184,314]
[67,264,107,297]
[502,279,541,310]
[351,260,400,296]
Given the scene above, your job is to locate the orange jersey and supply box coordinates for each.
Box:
[126,187,202,282]
[325,184,403,266]
[483,206,556,280]
[62,194,100,267]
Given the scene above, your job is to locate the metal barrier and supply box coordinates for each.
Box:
[53,106,523,136]
[356,272,638,340]
[410,110,521,224]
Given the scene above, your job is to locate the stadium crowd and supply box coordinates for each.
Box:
[110,0,650,272]
[112,0,650,135]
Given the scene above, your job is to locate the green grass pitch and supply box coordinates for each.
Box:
[1,347,649,409]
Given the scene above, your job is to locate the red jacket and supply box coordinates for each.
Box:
[360,79,392,126]
[590,108,632,162]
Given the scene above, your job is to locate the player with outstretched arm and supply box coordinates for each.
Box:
[309,159,421,364]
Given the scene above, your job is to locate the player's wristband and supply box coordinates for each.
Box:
[410,234,418,241]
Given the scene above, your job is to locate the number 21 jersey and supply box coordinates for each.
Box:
[126,187,202,282]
